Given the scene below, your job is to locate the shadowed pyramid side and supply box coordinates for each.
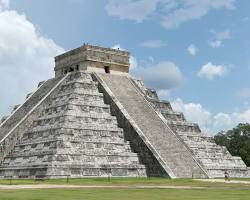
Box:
[0,72,146,178]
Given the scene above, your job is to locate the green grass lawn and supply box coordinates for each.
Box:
[1,188,250,200]
[0,178,250,200]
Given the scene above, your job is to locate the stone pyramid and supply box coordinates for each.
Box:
[0,44,249,178]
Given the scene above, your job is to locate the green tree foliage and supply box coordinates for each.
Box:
[214,123,250,166]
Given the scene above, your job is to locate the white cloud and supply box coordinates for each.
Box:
[0,9,64,116]
[134,61,183,90]
[236,88,250,99]
[197,62,229,80]
[213,111,250,132]
[105,0,236,29]
[161,0,235,29]
[111,44,138,69]
[129,56,138,69]
[139,40,167,48]
[187,44,198,56]
[112,46,183,90]
[172,98,212,133]
[105,0,159,23]
[208,29,231,48]
[0,0,9,11]
[171,98,250,134]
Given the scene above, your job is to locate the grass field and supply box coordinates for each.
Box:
[0,178,250,200]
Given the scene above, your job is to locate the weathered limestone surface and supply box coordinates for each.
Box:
[0,72,146,178]
[96,73,207,178]
[54,44,130,77]
[132,79,249,178]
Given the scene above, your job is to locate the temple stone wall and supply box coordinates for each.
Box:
[54,44,130,77]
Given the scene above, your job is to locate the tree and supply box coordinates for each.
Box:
[214,123,250,166]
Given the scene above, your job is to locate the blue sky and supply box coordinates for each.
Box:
[0,0,250,134]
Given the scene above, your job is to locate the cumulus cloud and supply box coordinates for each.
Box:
[105,0,159,23]
[112,45,183,91]
[0,8,64,116]
[134,61,183,90]
[161,1,235,29]
[172,98,211,132]
[171,98,250,134]
[187,44,198,56]
[105,0,236,29]
[0,0,9,11]
[208,29,231,48]
[139,40,167,48]
[111,44,138,69]
[197,62,229,80]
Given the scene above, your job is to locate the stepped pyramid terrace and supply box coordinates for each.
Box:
[0,44,249,179]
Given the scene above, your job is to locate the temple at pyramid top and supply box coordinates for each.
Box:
[54,44,130,77]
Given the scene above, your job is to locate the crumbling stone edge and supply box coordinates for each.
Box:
[0,74,69,164]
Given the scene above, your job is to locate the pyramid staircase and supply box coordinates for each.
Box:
[0,72,146,178]
[95,73,208,178]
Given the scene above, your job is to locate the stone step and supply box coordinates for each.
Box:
[4,153,141,166]
[40,103,111,118]
[53,90,103,101]
[180,135,214,143]
[26,126,124,136]
[205,165,247,170]
[198,155,243,161]
[14,140,132,153]
[161,111,185,122]
[43,102,110,115]
[0,164,147,178]
[35,112,117,122]
[0,163,146,170]
[63,79,97,86]
[33,124,121,132]
[58,84,100,94]
[17,132,127,146]
[194,151,231,158]
[22,128,125,144]
[189,145,227,151]
[177,131,207,137]
[60,81,98,91]
[168,121,201,133]
[201,162,246,169]
[32,114,118,128]
[184,140,220,148]
[66,72,93,82]
[149,99,172,112]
